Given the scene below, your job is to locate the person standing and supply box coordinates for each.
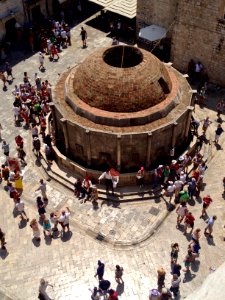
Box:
[5,62,14,80]
[39,52,45,70]
[94,260,105,281]
[38,278,53,300]
[204,215,217,238]
[0,71,7,90]
[36,179,48,201]
[98,169,114,194]
[15,198,29,221]
[214,124,224,144]
[115,265,124,284]
[2,140,9,157]
[0,228,7,250]
[58,207,71,233]
[30,219,41,242]
[80,27,87,48]
[200,195,213,218]
[170,243,179,264]
[157,267,166,291]
[170,274,181,298]
[136,166,145,188]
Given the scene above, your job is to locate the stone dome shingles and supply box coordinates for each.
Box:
[73,46,172,113]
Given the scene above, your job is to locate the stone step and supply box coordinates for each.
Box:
[37,154,162,203]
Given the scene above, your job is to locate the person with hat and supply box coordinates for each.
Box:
[200,195,213,218]
[136,166,145,188]
[149,288,160,300]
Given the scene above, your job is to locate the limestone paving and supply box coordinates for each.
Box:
[0,21,225,300]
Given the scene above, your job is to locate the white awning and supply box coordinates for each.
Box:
[139,25,167,42]
[106,0,137,19]
[88,0,114,6]
[88,0,137,19]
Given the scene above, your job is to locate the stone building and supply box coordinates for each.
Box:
[137,0,225,86]
[50,45,193,184]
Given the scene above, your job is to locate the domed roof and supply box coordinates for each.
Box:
[73,46,172,113]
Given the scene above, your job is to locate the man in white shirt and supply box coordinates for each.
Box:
[99,169,114,194]
[179,171,187,184]
[15,198,29,221]
[58,207,71,232]
[35,179,48,201]
[204,215,217,238]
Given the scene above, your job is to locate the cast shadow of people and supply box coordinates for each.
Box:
[116,282,124,296]
[61,230,73,242]
[183,272,196,283]
[0,248,9,259]
[32,238,41,247]
[18,218,28,229]
[205,235,216,246]
[191,260,200,272]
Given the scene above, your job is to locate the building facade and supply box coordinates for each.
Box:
[137,0,225,86]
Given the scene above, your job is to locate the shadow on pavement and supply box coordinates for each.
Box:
[0,248,9,260]
[116,282,124,296]
[61,230,73,242]
[32,238,41,247]
[183,272,196,283]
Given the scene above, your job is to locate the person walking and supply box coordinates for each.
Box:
[214,124,224,144]
[2,140,9,157]
[176,202,188,228]
[200,195,213,218]
[36,179,48,201]
[15,198,29,221]
[39,52,45,70]
[33,137,41,157]
[30,219,41,242]
[5,62,14,80]
[0,228,7,250]
[204,215,217,238]
[94,260,105,281]
[184,211,195,234]
[157,267,166,291]
[80,27,87,48]
[115,265,124,284]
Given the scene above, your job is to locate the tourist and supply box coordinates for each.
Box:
[223,177,225,194]
[17,147,27,166]
[99,279,111,297]
[170,274,181,297]
[0,228,7,250]
[153,165,163,187]
[216,99,224,120]
[0,71,7,90]
[99,169,114,194]
[174,178,184,198]
[36,196,46,220]
[198,161,207,176]
[89,287,101,300]
[58,207,71,233]
[36,179,48,201]
[94,260,105,281]
[15,135,24,149]
[163,165,170,184]
[149,289,160,300]
[44,144,53,166]
[136,166,145,188]
[50,212,58,232]
[172,262,181,277]
[204,215,217,238]
[1,164,9,181]
[90,185,98,208]
[5,62,13,81]
[183,248,193,272]
[170,243,179,264]
[80,27,87,48]
[164,181,175,203]
[179,171,187,184]
[81,175,93,201]
[115,265,124,284]
[39,52,45,70]
[178,188,189,204]
[201,116,212,132]
[188,178,197,200]
[176,202,188,228]
[15,198,29,221]
[43,218,52,237]
[108,289,119,300]
[38,278,53,300]
[192,153,202,170]
[74,178,82,197]
[30,219,41,242]
[200,195,213,218]
[157,267,166,290]
[160,287,172,300]
[14,170,23,191]
[214,124,224,144]
[184,211,195,234]
[33,137,41,157]
[2,140,9,157]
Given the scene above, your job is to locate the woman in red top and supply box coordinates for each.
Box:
[184,212,195,234]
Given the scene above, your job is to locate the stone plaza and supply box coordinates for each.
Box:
[0,17,225,300]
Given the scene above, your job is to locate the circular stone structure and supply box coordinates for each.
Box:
[51,45,193,183]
